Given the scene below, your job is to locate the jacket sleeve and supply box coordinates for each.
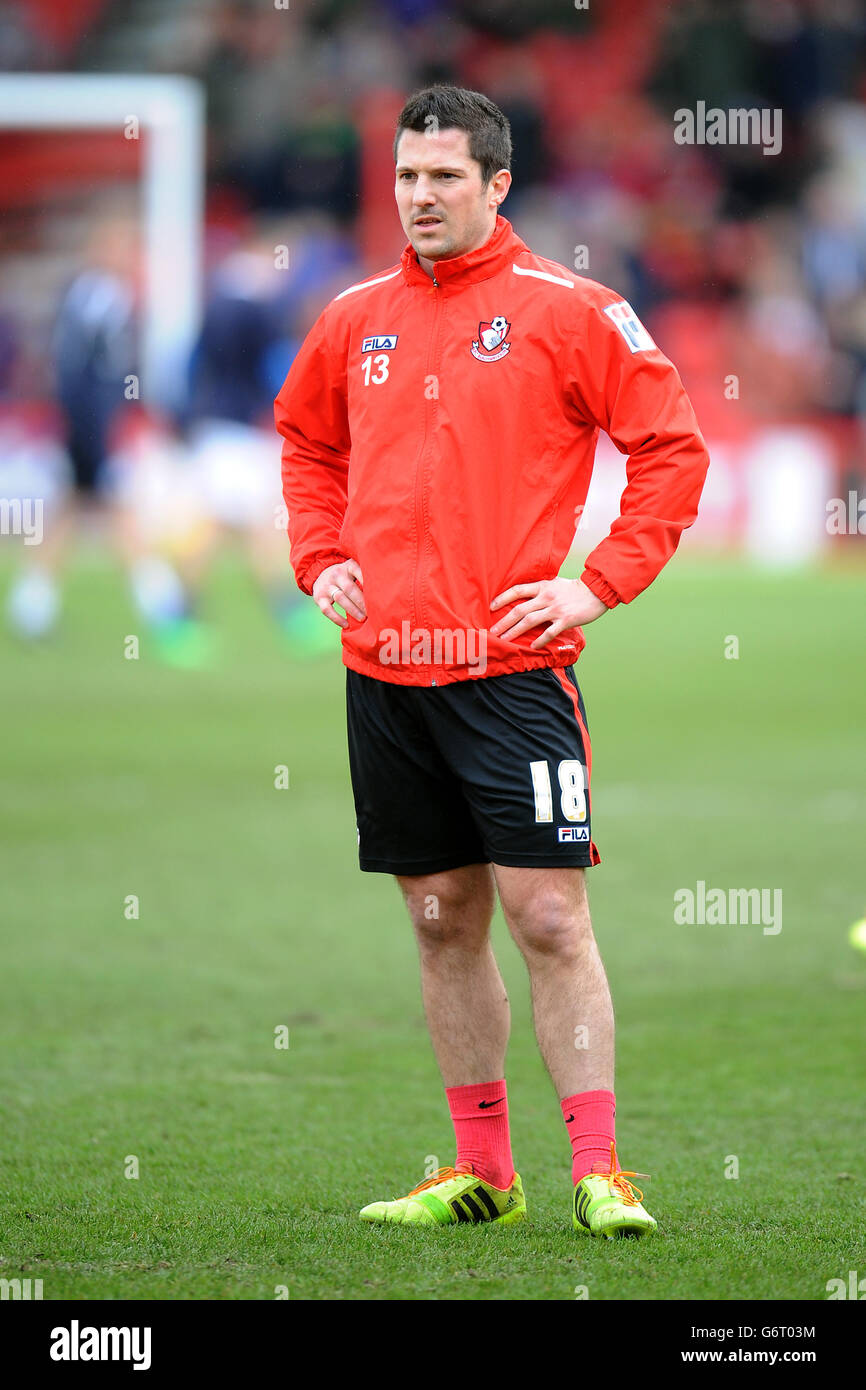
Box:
[565,293,710,607]
[274,306,352,596]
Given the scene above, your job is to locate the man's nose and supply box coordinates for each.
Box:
[412,178,436,204]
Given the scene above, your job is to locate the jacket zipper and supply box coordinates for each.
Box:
[412,272,443,685]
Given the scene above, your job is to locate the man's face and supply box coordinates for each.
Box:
[395,127,505,262]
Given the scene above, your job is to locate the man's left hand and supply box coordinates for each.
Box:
[489,578,608,649]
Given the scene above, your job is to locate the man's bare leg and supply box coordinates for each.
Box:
[396,863,509,1086]
[493,865,613,1095]
[357,864,519,1219]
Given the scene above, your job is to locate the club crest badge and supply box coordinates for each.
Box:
[471,315,511,362]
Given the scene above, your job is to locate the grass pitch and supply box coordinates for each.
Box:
[1,552,865,1300]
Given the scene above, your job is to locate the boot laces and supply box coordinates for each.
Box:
[590,1142,650,1206]
[407,1165,473,1195]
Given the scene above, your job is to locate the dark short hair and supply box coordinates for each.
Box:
[393,85,512,187]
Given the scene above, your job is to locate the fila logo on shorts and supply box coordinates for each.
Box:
[558,826,591,843]
[603,300,656,353]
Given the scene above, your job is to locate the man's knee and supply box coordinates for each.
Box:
[497,869,593,959]
[396,863,494,949]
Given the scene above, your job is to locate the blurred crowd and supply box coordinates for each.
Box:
[1,0,865,651]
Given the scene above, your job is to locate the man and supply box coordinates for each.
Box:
[275,86,709,1238]
[7,207,186,650]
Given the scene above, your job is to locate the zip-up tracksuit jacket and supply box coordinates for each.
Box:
[274,215,710,687]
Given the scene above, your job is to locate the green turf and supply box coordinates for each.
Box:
[1,551,865,1300]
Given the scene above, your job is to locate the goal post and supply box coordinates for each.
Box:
[0,73,205,410]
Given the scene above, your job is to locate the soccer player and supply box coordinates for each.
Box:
[275,86,709,1237]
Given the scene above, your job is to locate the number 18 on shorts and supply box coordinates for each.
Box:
[346,664,601,875]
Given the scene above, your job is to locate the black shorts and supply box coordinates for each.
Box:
[346,665,601,875]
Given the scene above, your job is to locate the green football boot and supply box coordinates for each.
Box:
[573,1143,656,1239]
[360,1165,527,1227]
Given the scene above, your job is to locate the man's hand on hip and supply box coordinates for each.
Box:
[313,559,366,628]
[489,578,607,649]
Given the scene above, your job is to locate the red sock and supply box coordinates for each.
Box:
[445,1079,514,1190]
[561,1089,616,1185]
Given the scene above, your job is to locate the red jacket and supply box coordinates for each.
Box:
[275,215,709,686]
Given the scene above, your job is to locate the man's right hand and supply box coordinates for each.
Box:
[312,559,366,628]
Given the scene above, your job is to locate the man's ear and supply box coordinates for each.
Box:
[489,169,512,207]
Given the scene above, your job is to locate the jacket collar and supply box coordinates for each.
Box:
[400,214,526,293]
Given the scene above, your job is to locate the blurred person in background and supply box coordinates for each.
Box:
[5,208,188,642]
[174,219,347,663]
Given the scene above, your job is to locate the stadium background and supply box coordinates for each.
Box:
[1,0,864,1302]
